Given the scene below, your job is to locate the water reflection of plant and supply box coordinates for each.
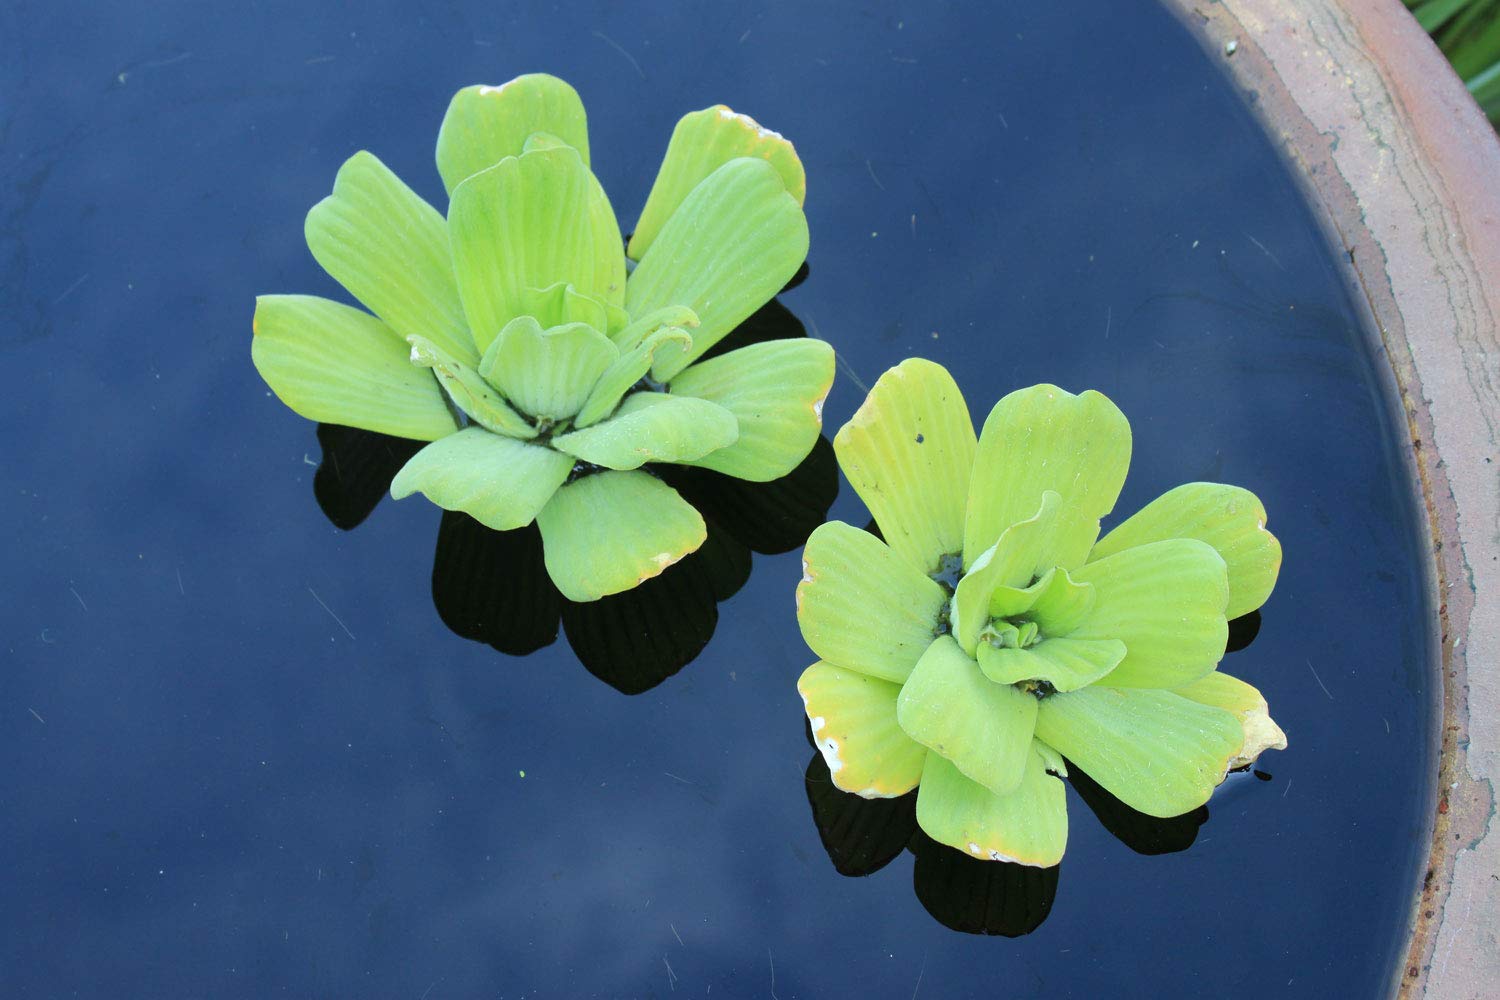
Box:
[310,293,836,694]
[801,610,1265,936]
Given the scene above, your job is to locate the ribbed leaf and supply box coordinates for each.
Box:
[610,304,700,353]
[1173,670,1287,769]
[518,135,627,310]
[625,158,807,381]
[667,338,835,481]
[627,105,806,261]
[914,748,1067,868]
[251,295,456,441]
[951,492,1063,655]
[436,75,591,194]
[1090,482,1281,620]
[976,637,1126,692]
[389,427,573,530]
[796,521,947,684]
[448,147,619,353]
[798,661,928,798]
[535,470,706,602]
[515,281,611,333]
[1034,685,1244,818]
[834,359,976,576]
[406,334,536,439]
[1024,567,1096,635]
[304,151,475,364]
[896,635,1039,797]
[551,392,738,470]
[574,327,694,429]
[480,317,618,421]
[964,384,1131,569]
[1070,538,1229,688]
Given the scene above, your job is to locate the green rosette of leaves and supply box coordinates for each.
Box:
[796,359,1286,866]
[252,74,833,601]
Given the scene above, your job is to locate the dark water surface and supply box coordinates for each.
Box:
[2,1,1435,997]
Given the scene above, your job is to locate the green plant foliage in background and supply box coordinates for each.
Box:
[796,359,1286,866]
[1406,0,1500,123]
[253,74,834,601]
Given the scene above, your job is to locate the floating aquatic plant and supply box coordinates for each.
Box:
[796,359,1286,867]
[252,74,833,601]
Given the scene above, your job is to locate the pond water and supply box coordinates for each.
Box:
[2,1,1436,997]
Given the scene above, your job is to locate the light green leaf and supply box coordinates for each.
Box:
[304,151,475,364]
[666,338,835,481]
[610,304,700,353]
[550,392,738,470]
[1023,567,1096,636]
[480,317,618,421]
[1033,739,1068,778]
[1070,538,1229,688]
[896,635,1038,797]
[796,521,947,684]
[833,359,976,576]
[517,135,627,310]
[1090,482,1282,620]
[448,147,620,353]
[251,294,456,441]
[535,470,706,602]
[406,334,536,439]
[798,661,928,798]
[1173,670,1287,769]
[436,75,591,194]
[625,158,807,381]
[951,492,1063,654]
[964,384,1131,570]
[976,637,1126,692]
[1034,685,1244,817]
[390,426,573,530]
[574,327,694,429]
[627,104,806,261]
[516,281,610,333]
[915,748,1067,868]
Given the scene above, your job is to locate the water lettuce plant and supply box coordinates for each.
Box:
[252,74,833,601]
[796,359,1286,867]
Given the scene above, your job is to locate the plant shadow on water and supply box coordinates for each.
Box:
[309,287,836,694]
[802,609,1265,936]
